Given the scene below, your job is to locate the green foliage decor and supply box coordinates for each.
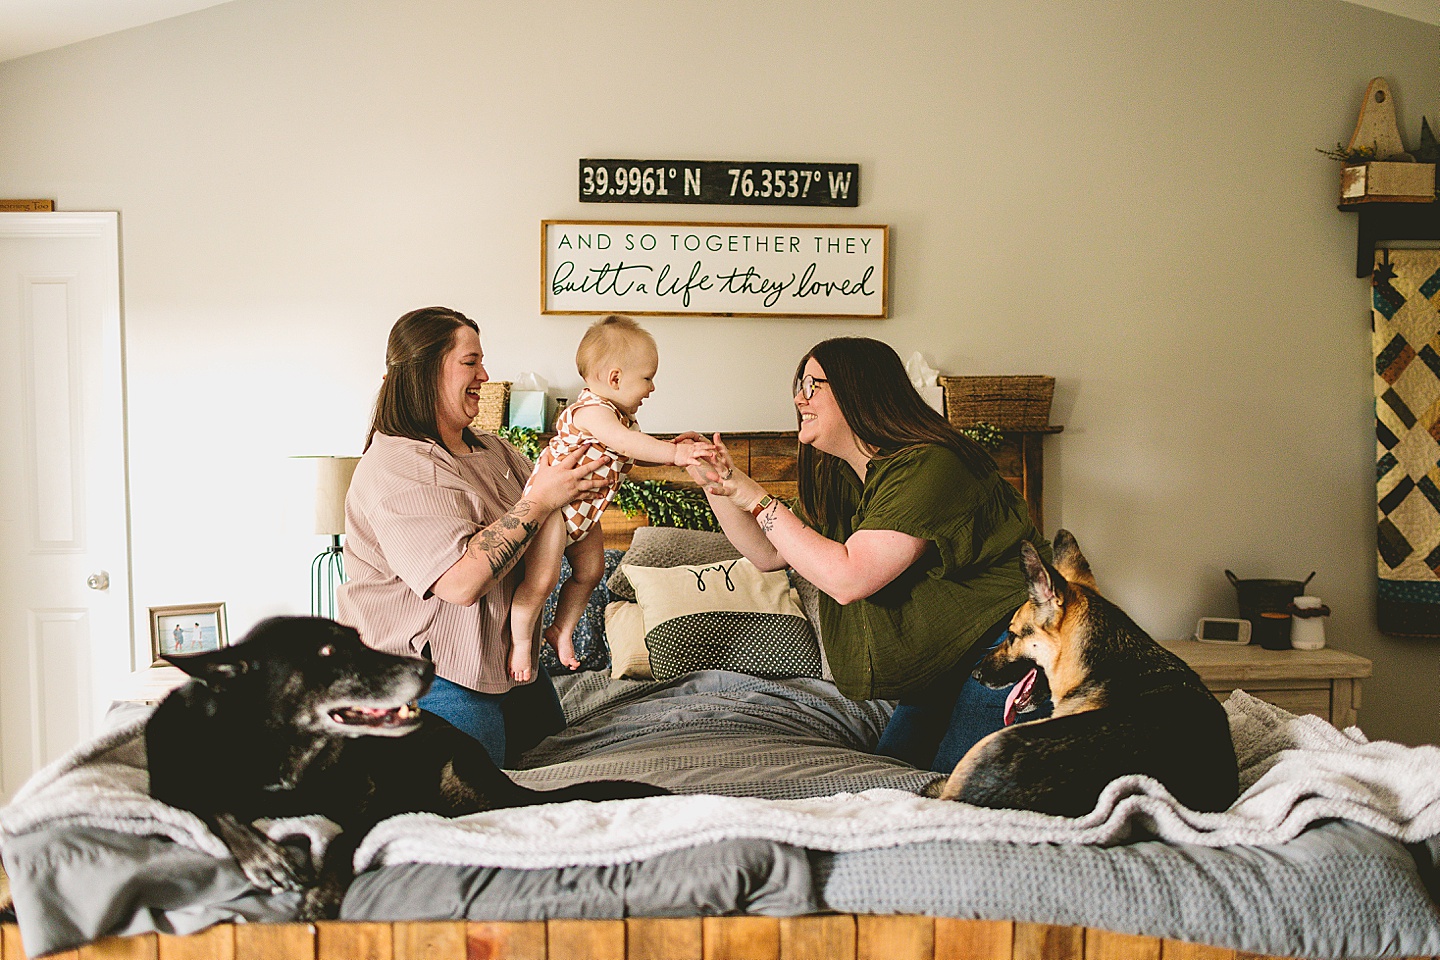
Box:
[497,425,543,460]
[961,421,1004,452]
[614,480,720,531]
[1316,142,1378,164]
[497,422,1004,533]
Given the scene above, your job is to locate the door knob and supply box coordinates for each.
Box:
[86,571,110,591]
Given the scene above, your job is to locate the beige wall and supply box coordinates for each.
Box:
[2,0,1437,744]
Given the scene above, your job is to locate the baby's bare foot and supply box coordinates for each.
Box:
[509,639,533,682]
[544,624,581,670]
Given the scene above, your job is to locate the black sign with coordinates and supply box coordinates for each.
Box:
[578,159,859,207]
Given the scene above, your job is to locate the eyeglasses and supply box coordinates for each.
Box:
[797,375,829,400]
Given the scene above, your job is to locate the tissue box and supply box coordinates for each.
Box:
[508,390,549,430]
[919,385,945,414]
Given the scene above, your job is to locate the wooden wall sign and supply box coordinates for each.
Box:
[579,160,859,207]
[0,199,54,211]
[541,220,888,318]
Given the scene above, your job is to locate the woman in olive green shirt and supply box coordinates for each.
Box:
[688,337,1051,773]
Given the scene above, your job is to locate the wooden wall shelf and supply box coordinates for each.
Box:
[1339,200,1440,277]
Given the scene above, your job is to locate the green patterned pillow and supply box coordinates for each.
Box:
[622,559,822,681]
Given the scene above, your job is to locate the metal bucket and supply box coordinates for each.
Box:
[1225,570,1316,649]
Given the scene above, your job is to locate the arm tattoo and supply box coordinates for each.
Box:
[482,536,530,578]
[758,508,777,534]
[469,500,541,578]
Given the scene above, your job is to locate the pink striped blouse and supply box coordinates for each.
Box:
[337,432,536,694]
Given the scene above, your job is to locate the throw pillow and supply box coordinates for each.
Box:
[623,559,822,681]
[607,527,742,601]
[605,601,653,680]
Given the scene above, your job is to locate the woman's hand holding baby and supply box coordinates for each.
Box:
[524,445,608,513]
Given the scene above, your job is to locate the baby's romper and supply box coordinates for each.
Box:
[521,388,637,542]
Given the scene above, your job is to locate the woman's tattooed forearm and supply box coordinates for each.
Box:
[469,502,541,577]
[758,504,778,533]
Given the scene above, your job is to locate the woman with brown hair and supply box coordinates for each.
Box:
[337,306,608,767]
[688,337,1052,773]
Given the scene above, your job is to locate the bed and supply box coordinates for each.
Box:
[3,432,1439,960]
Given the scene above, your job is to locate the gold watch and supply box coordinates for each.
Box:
[749,494,775,518]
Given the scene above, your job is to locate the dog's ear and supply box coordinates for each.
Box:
[162,645,253,684]
[1051,529,1095,590]
[1020,541,1063,615]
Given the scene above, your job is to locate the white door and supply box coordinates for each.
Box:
[0,212,131,802]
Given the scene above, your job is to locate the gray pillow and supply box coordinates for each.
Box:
[607,527,742,600]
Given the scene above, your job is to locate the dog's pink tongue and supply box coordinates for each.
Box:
[1004,668,1038,726]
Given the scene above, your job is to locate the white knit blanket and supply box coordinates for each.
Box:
[3,691,1438,873]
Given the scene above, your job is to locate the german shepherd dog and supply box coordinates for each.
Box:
[929,530,1239,818]
[146,616,666,920]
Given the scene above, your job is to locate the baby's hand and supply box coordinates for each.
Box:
[672,439,715,467]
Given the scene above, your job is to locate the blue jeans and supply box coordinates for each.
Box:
[877,617,1052,773]
[417,669,565,768]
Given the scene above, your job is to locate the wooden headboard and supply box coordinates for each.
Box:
[598,427,1058,550]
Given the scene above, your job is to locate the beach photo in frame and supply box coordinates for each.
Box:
[149,602,228,663]
[541,219,888,318]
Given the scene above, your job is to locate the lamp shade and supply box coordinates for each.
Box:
[314,456,360,536]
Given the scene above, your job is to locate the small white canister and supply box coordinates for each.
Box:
[1290,596,1329,650]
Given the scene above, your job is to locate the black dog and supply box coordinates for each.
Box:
[929,531,1239,817]
[146,616,666,919]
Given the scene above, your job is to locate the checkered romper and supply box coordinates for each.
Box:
[522,388,638,543]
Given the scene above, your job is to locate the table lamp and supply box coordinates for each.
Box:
[310,456,360,618]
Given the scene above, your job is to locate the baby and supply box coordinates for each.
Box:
[508,315,711,681]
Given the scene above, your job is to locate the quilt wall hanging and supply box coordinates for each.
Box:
[1371,248,1440,637]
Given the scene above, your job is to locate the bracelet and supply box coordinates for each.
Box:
[749,494,775,518]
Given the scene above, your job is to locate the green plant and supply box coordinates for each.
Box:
[1316,142,1379,163]
[614,480,719,531]
[497,425,543,460]
[960,421,1004,451]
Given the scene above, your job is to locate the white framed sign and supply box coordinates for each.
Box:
[541,220,888,318]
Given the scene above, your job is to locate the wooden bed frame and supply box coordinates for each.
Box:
[0,915,1301,959]
[0,413,1354,960]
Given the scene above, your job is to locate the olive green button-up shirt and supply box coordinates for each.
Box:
[815,443,1050,701]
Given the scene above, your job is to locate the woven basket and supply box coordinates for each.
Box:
[469,380,511,432]
[940,375,1054,429]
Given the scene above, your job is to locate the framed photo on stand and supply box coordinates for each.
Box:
[149,602,228,664]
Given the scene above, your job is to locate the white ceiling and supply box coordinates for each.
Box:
[0,0,236,63]
[1355,0,1440,25]
[0,0,1438,64]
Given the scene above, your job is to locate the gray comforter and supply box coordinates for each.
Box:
[3,670,1439,958]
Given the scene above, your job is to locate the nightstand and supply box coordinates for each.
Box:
[1160,639,1373,728]
[115,663,189,705]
